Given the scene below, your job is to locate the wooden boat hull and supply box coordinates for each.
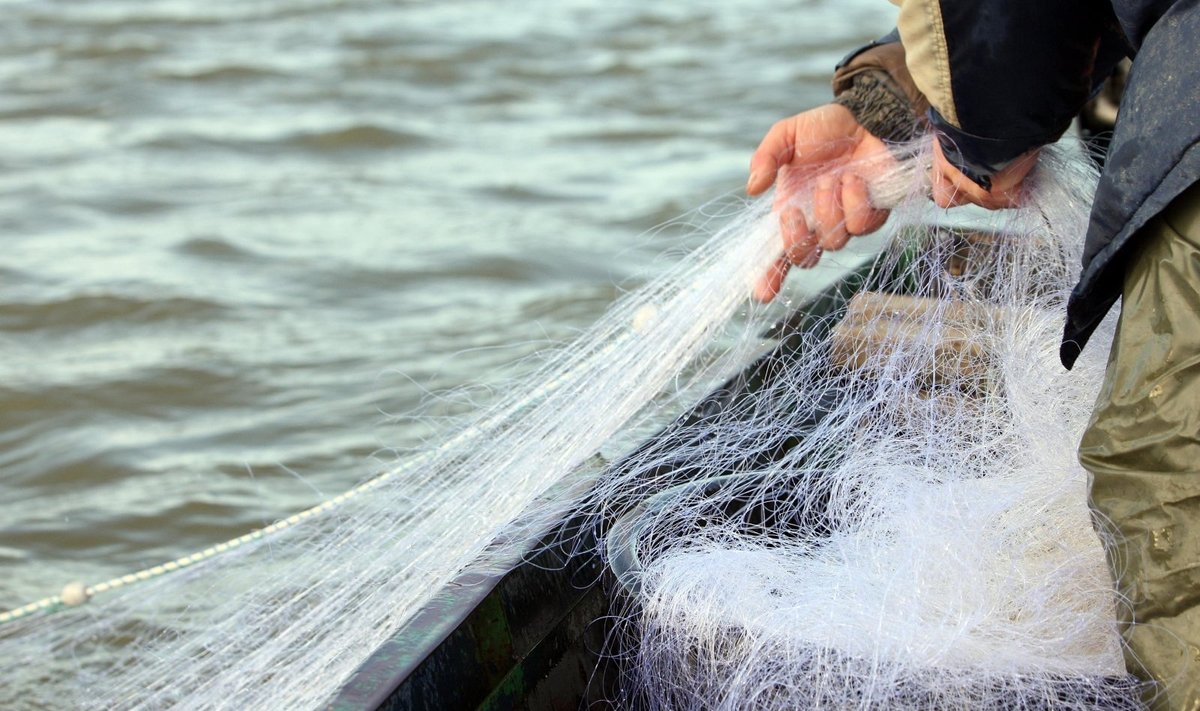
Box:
[332,226,1143,709]
[328,250,879,710]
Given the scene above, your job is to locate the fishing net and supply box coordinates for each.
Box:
[0,135,1136,709]
[598,141,1140,709]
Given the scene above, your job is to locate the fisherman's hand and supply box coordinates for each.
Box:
[930,139,1039,210]
[747,103,894,302]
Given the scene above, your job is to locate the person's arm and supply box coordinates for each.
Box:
[747,33,931,301]
[748,7,1127,300]
[826,32,1037,209]
[894,0,1127,196]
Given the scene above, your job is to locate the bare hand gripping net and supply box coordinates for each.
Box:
[0,137,1134,709]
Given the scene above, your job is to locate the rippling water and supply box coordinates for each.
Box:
[1,0,891,617]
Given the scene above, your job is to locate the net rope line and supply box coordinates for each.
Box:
[0,335,630,626]
[0,157,924,627]
[0,140,1127,710]
[0,148,947,711]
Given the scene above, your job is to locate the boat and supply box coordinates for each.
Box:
[328,222,1142,710]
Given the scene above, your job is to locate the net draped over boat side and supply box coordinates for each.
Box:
[593,141,1136,709]
[0,137,1129,710]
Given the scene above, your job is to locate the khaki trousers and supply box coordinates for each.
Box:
[1081,181,1200,711]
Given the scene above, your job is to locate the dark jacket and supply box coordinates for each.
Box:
[831,0,1200,368]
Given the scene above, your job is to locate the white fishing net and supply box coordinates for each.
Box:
[595,140,1138,709]
[0,136,1136,709]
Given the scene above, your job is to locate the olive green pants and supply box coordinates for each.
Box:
[1081,181,1200,711]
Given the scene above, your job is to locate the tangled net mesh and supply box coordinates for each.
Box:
[595,139,1139,709]
[0,135,1137,710]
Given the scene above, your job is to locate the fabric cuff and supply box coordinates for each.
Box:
[927,108,1056,190]
[832,37,929,145]
[833,71,924,144]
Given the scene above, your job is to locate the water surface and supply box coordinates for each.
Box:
[0,0,893,612]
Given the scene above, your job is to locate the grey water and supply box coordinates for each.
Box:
[0,0,891,613]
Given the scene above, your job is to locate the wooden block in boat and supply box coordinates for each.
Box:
[843,292,1004,330]
[829,317,990,381]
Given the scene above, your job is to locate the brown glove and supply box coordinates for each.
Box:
[832,42,929,145]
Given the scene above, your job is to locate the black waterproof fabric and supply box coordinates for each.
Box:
[928,0,1127,189]
[837,1,1199,368]
[1062,0,1200,367]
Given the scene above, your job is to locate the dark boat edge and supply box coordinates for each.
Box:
[327,254,881,711]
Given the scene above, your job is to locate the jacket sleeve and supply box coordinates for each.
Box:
[894,0,1127,188]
